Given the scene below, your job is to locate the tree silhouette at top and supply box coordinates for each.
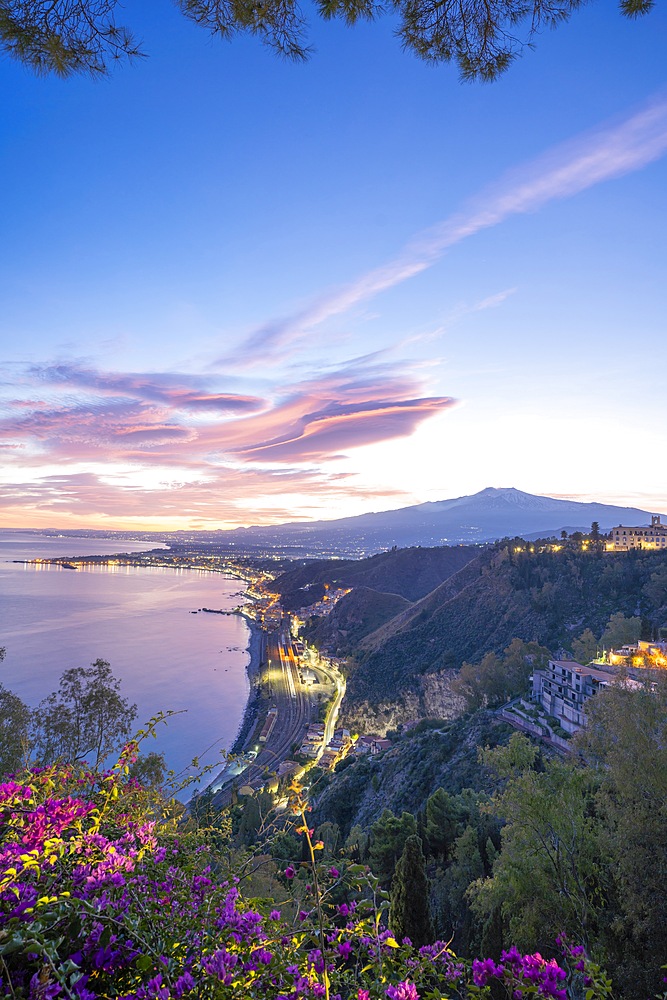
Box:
[0,0,655,82]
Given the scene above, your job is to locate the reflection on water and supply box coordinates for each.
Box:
[0,533,250,791]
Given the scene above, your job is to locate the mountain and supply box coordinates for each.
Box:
[212,488,658,556]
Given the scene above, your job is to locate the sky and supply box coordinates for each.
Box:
[1,1,666,531]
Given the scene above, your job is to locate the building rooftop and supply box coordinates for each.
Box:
[547,659,614,682]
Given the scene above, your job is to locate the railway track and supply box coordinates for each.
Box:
[210,627,311,808]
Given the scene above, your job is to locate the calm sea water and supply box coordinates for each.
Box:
[0,533,251,789]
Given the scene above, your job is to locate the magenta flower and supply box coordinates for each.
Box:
[284,865,295,879]
[386,982,419,1000]
[472,957,504,985]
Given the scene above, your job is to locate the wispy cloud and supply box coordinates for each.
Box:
[29,364,264,413]
[223,95,667,363]
[403,287,518,347]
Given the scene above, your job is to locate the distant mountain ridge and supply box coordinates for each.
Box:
[220,487,658,555]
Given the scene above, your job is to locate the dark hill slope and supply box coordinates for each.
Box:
[345,547,667,709]
[304,587,411,653]
[359,552,490,651]
[313,712,513,840]
[271,545,479,607]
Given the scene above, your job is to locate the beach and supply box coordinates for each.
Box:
[230,614,266,754]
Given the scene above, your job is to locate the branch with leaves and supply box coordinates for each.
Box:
[1,0,656,80]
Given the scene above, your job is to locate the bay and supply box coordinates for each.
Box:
[0,532,251,792]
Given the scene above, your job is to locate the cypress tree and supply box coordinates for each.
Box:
[389,834,433,948]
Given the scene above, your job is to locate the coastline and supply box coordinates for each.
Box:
[229,614,265,755]
[5,537,264,776]
[1,548,254,787]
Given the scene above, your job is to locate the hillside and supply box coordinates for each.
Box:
[329,546,667,729]
[313,711,513,840]
[304,586,411,653]
[271,543,480,607]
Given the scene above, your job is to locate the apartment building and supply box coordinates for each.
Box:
[531,658,614,734]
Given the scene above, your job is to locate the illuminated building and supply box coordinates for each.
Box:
[607,515,667,551]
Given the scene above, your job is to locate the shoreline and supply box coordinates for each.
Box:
[8,543,265,775]
[229,614,265,756]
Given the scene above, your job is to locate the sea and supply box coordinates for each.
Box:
[0,531,251,793]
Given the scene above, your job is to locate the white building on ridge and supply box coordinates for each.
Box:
[607,515,667,551]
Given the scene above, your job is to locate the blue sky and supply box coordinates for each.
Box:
[1,1,666,530]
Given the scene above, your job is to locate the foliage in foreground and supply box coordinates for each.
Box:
[0,0,656,81]
[0,745,617,1000]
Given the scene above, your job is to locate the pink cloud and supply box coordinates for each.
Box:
[2,357,453,469]
[231,397,455,462]
[30,363,264,413]
[0,468,405,525]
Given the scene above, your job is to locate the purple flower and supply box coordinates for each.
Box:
[337,940,353,959]
[71,975,96,1000]
[172,973,195,998]
[202,949,239,985]
[284,865,296,879]
[501,945,523,967]
[386,983,419,1000]
[28,974,62,1000]
[136,975,168,1000]
[328,867,340,878]
[270,909,281,920]
[472,958,504,985]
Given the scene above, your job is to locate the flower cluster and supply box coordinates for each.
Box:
[472,947,567,998]
[0,761,613,1000]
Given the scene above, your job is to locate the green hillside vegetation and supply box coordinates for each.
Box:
[306,678,667,997]
[312,712,513,840]
[270,544,480,609]
[341,545,667,708]
[304,586,411,652]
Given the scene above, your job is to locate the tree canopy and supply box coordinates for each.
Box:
[1,0,654,82]
[31,658,137,768]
